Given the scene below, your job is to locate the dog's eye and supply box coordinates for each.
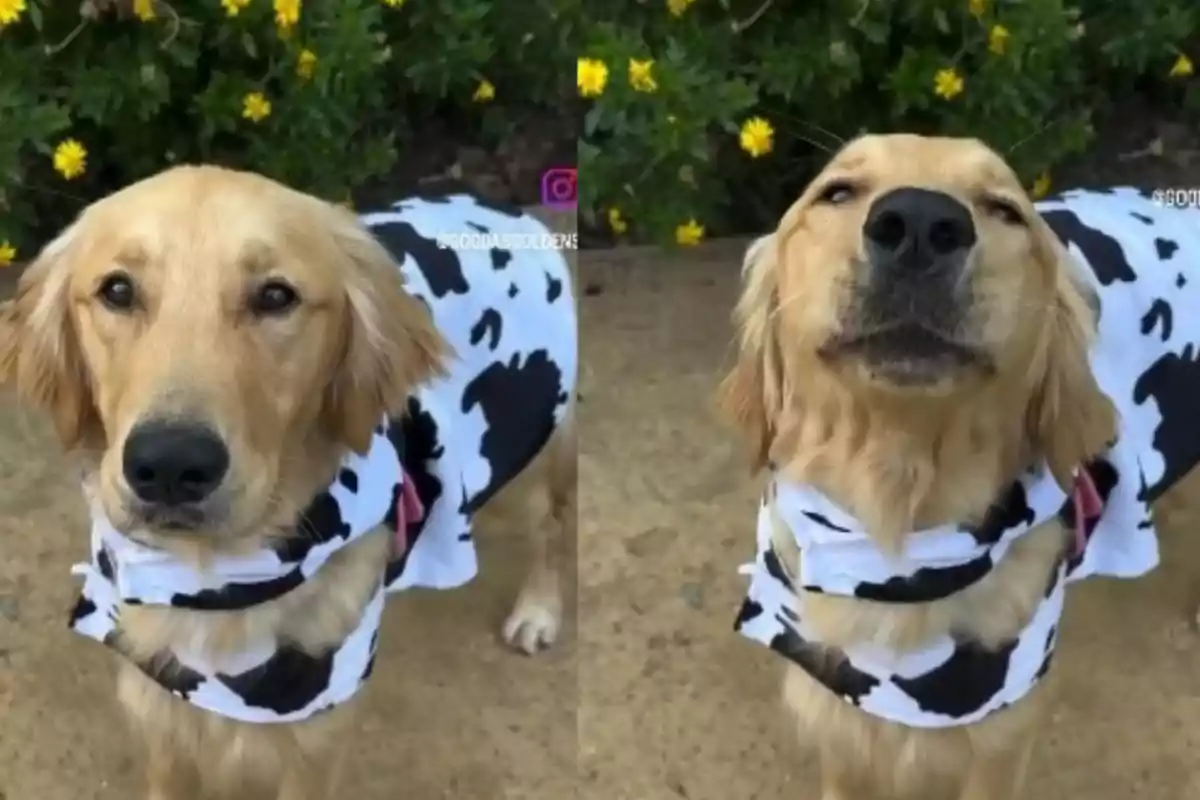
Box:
[982,198,1026,226]
[97,272,137,311]
[251,280,300,316]
[816,181,857,205]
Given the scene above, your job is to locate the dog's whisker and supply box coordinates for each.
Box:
[1006,113,1073,157]
[14,183,91,205]
[766,108,847,149]
[794,118,846,148]
[763,112,842,156]
[773,127,837,156]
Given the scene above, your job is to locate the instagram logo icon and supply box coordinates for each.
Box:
[541,167,577,209]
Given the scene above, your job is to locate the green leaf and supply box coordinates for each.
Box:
[583,104,606,137]
[854,17,891,45]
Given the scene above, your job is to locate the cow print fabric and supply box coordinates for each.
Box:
[735,188,1200,728]
[70,193,577,724]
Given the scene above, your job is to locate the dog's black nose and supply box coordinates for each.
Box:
[863,188,976,275]
[123,421,229,506]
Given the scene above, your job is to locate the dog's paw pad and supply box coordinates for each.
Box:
[502,594,561,655]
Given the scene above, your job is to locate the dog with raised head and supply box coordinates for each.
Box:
[0,166,577,799]
[720,133,1200,799]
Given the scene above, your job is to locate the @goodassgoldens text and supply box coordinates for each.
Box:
[1151,187,1200,208]
[435,231,578,250]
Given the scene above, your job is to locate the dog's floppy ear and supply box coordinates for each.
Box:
[1025,217,1117,490]
[321,207,449,454]
[0,228,98,449]
[717,234,790,471]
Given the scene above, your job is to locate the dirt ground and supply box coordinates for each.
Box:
[4,232,1200,799]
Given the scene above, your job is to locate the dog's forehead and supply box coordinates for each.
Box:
[89,167,293,234]
[824,135,1020,191]
[72,168,341,285]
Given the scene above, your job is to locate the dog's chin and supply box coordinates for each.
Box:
[104,491,251,545]
[131,503,211,533]
[819,324,993,392]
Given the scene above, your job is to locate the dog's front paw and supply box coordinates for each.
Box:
[502,583,562,655]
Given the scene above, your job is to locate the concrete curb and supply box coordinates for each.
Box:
[520,205,577,236]
[575,236,756,269]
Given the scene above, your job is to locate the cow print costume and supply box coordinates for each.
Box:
[70,193,577,724]
[736,188,1200,728]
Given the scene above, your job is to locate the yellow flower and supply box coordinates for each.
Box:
[132,0,155,20]
[296,49,317,80]
[933,68,964,100]
[675,219,704,246]
[739,116,774,158]
[968,0,986,18]
[578,57,608,97]
[472,79,496,102]
[1031,172,1051,200]
[667,0,695,17]
[0,241,16,267]
[0,0,26,28]
[242,92,272,122]
[221,0,251,15]
[607,208,628,235]
[274,0,300,30]
[987,24,1010,55]
[628,58,658,93]
[53,139,87,180]
[381,0,405,6]
[1170,54,1194,78]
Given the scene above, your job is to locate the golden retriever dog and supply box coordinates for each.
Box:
[0,165,577,799]
[719,133,1200,799]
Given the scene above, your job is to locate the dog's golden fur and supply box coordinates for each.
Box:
[718,134,1118,799]
[0,165,575,800]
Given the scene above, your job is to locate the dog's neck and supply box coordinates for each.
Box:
[771,384,1034,551]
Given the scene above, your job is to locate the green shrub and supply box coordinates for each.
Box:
[578,0,1198,247]
[2,0,1193,258]
[0,0,578,265]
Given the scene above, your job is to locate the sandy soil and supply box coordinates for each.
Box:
[3,230,1200,799]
